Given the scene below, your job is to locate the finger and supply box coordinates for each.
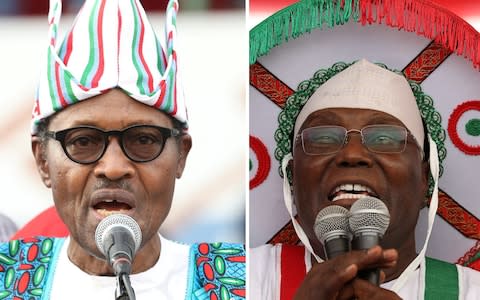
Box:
[379,270,386,284]
[382,248,398,265]
[336,282,355,300]
[383,248,398,261]
[323,246,385,269]
[354,246,398,270]
[306,247,395,291]
[340,264,358,281]
[293,263,358,299]
[312,262,358,293]
[367,246,396,262]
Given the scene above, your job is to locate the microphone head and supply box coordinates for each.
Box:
[314,205,350,244]
[95,214,142,257]
[349,196,390,237]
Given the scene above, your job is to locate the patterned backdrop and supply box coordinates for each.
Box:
[249,0,480,270]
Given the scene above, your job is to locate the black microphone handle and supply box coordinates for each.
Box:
[351,233,381,286]
[324,236,350,260]
[115,273,136,300]
[104,227,136,275]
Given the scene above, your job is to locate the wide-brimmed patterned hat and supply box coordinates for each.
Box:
[249,0,480,282]
[32,0,186,134]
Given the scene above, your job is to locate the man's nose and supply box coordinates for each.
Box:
[93,137,135,180]
[334,133,373,168]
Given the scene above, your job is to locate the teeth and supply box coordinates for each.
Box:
[332,193,364,202]
[334,184,373,193]
[337,184,353,192]
[353,184,368,192]
[330,184,375,202]
[96,209,130,217]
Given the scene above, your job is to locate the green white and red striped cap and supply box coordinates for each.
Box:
[31,0,186,134]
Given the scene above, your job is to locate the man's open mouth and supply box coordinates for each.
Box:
[93,200,133,217]
[328,183,377,202]
[91,189,136,217]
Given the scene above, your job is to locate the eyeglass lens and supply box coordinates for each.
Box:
[301,125,407,155]
[62,126,166,163]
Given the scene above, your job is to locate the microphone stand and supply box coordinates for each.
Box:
[115,273,136,300]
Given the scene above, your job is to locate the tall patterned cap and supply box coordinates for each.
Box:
[31,0,186,134]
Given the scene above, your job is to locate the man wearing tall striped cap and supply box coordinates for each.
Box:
[0,0,245,299]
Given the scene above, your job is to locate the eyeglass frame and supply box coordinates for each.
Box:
[295,124,420,156]
[45,124,182,164]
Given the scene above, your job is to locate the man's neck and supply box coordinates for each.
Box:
[384,240,418,282]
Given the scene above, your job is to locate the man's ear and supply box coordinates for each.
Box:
[421,160,430,208]
[32,136,51,188]
[287,159,294,191]
[175,134,192,178]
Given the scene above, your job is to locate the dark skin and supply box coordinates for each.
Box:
[291,108,429,299]
[31,89,192,276]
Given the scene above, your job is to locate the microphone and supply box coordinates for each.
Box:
[349,196,390,285]
[313,205,351,259]
[95,214,142,276]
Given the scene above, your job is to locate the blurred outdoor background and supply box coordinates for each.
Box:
[0,0,246,244]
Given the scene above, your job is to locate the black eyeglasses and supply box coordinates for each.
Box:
[297,124,417,155]
[45,125,181,164]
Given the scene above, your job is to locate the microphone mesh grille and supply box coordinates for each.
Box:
[95,214,142,255]
[313,205,350,243]
[349,197,390,235]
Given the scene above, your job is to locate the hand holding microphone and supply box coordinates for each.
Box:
[314,196,390,285]
[293,197,394,300]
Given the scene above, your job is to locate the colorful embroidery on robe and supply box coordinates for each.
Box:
[0,237,59,299]
[192,243,246,300]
